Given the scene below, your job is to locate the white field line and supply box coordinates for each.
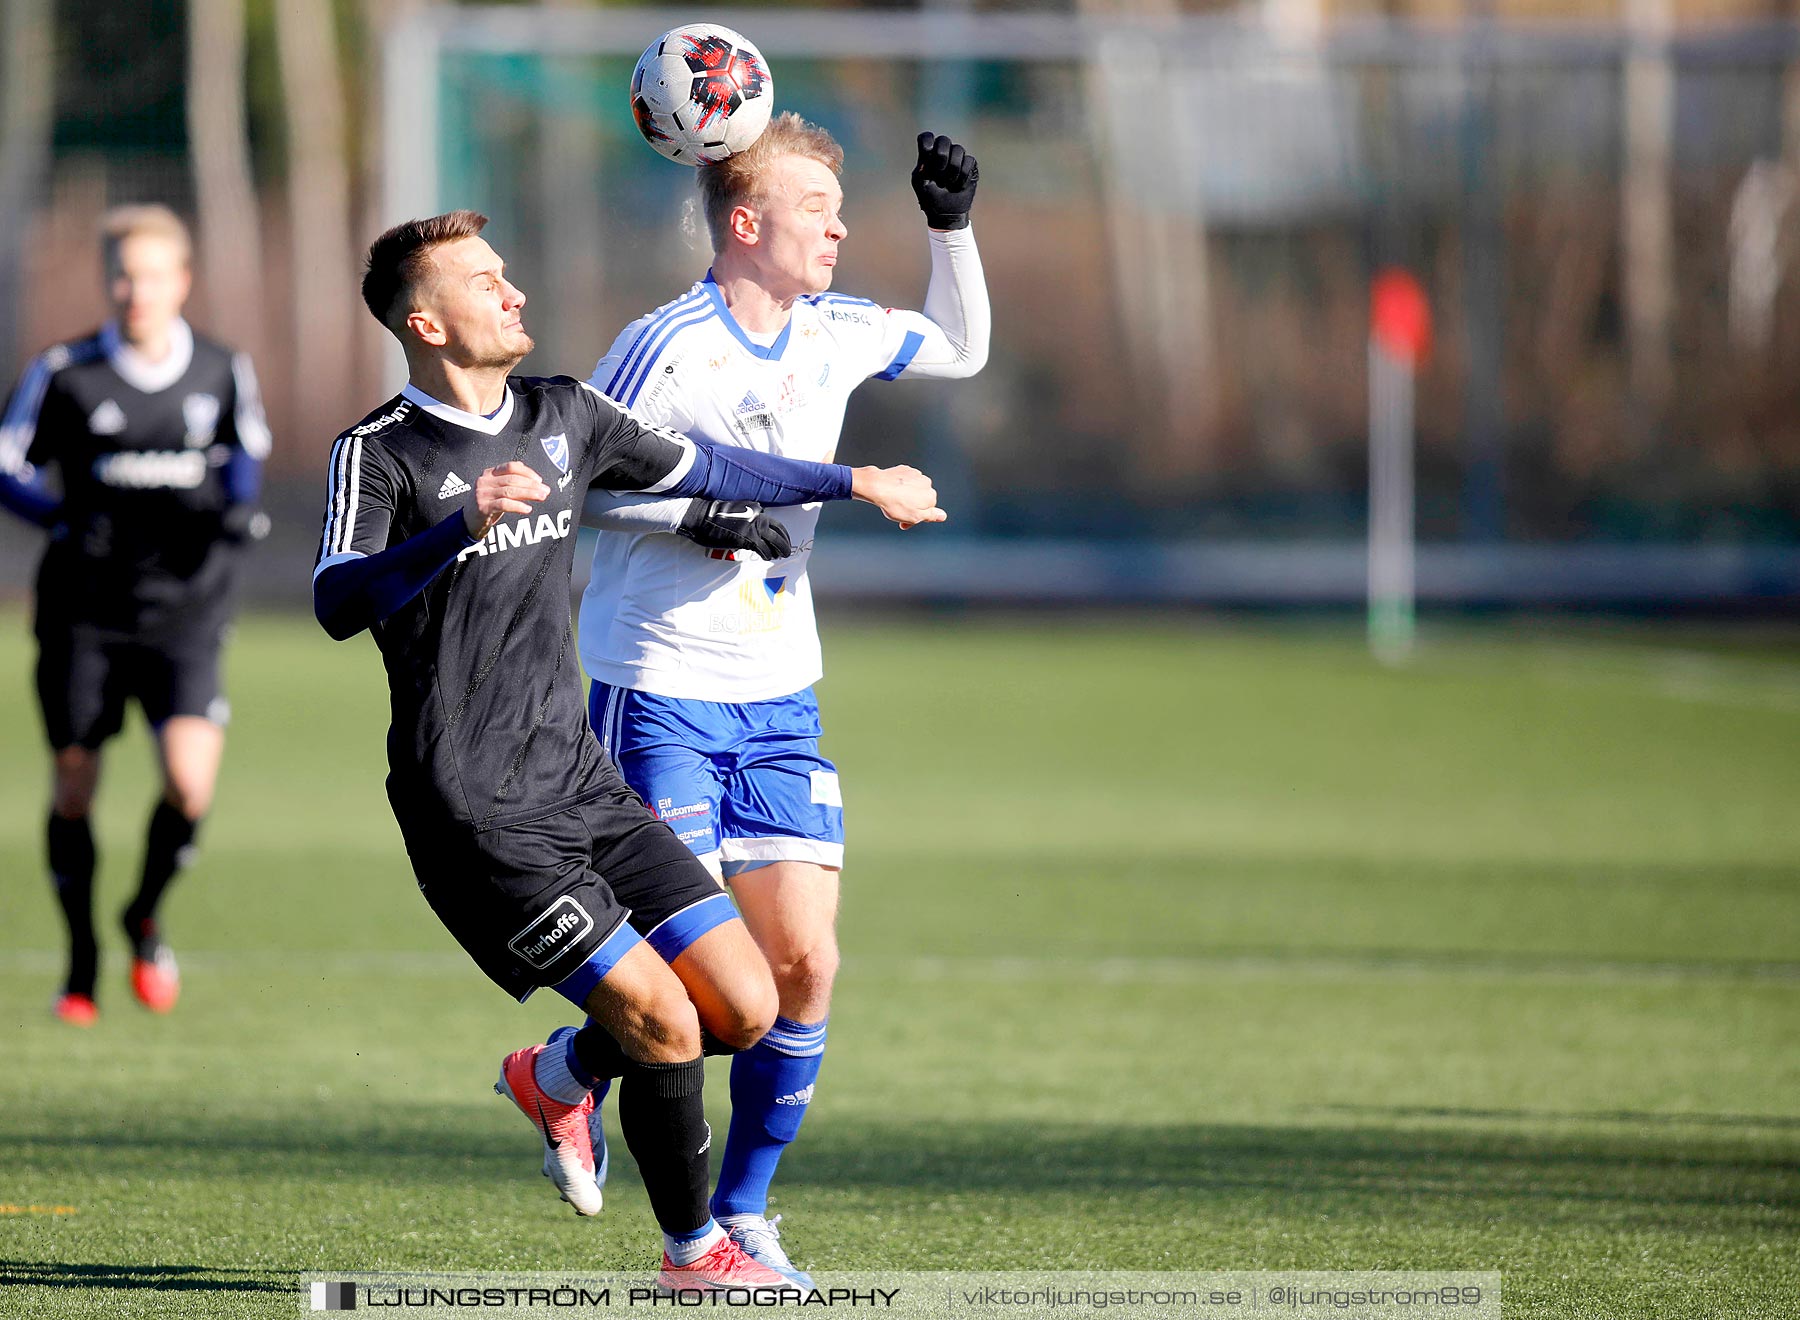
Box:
[0,949,1793,985]
[1520,642,1800,713]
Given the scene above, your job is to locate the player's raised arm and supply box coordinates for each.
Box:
[912,131,979,234]
[577,382,946,527]
[882,131,991,380]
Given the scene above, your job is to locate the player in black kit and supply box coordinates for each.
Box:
[315,211,941,1290]
[0,205,270,1025]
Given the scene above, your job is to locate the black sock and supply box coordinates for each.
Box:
[618,1056,711,1237]
[122,802,199,943]
[700,1027,740,1058]
[572,1023,631,1082]
[47,813,97,998]
[571,1021,739,1085]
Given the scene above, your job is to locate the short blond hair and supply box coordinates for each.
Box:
[698,112,844,252]
[99,204,192,265]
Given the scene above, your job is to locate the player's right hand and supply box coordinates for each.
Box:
[850,465,947,529]
[677,498,793,561]
[466,461,550,537]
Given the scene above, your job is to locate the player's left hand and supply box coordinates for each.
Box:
[218,505,271,544]
[911,132,978,231]
[466,461,550,537]
[677,498,793,561]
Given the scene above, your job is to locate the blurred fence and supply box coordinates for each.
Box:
[4,4,1800,607]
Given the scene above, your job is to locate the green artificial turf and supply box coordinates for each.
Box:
[0,612,1795,1318]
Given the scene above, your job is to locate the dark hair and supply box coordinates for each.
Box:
[360,210,489,331]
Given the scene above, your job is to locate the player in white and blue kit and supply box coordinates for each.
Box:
[576,116,988,1280]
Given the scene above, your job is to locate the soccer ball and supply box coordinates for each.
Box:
[630,25,773,166]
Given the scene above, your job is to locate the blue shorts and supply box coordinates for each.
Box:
[589,683,845,877]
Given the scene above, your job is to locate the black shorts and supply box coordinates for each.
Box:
[399,782,734,1004]
[35,627,228,751]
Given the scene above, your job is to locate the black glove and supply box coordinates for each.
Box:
[911,132,978,231]
[677,499,792,561]
[218,505,271,544]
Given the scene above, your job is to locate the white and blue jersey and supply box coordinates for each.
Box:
[579,226,989,872]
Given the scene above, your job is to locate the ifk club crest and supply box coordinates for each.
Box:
[540,433,570,474]
[182,392,221,447]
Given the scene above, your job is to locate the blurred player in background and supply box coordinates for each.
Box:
[578,118,988,1281]
[315,210,942,1290]
[0,205,270,1025]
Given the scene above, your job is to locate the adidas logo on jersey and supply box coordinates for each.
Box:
[735,390,766,415]
[438,471,472,499]
[774,1085,815,1107]
[88,399,127,435]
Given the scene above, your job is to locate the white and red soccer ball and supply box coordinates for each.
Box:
[630,24,774,165]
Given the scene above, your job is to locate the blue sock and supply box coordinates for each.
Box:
[711,1016,826,1219]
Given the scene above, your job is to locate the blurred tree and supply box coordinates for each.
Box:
[187,0,265,360]
[0,0,55,372]
[273,0,356,448]
[537,0,607,376]
[1622,0,1674,421]
[1080,0,1221,481]
[355,0,428,398]
[1729,160,1791,352]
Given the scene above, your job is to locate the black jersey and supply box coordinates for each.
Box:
[0,319,271,638]
[316,376,709,834]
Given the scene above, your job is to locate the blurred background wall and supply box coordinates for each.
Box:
[2,0,1798,610]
